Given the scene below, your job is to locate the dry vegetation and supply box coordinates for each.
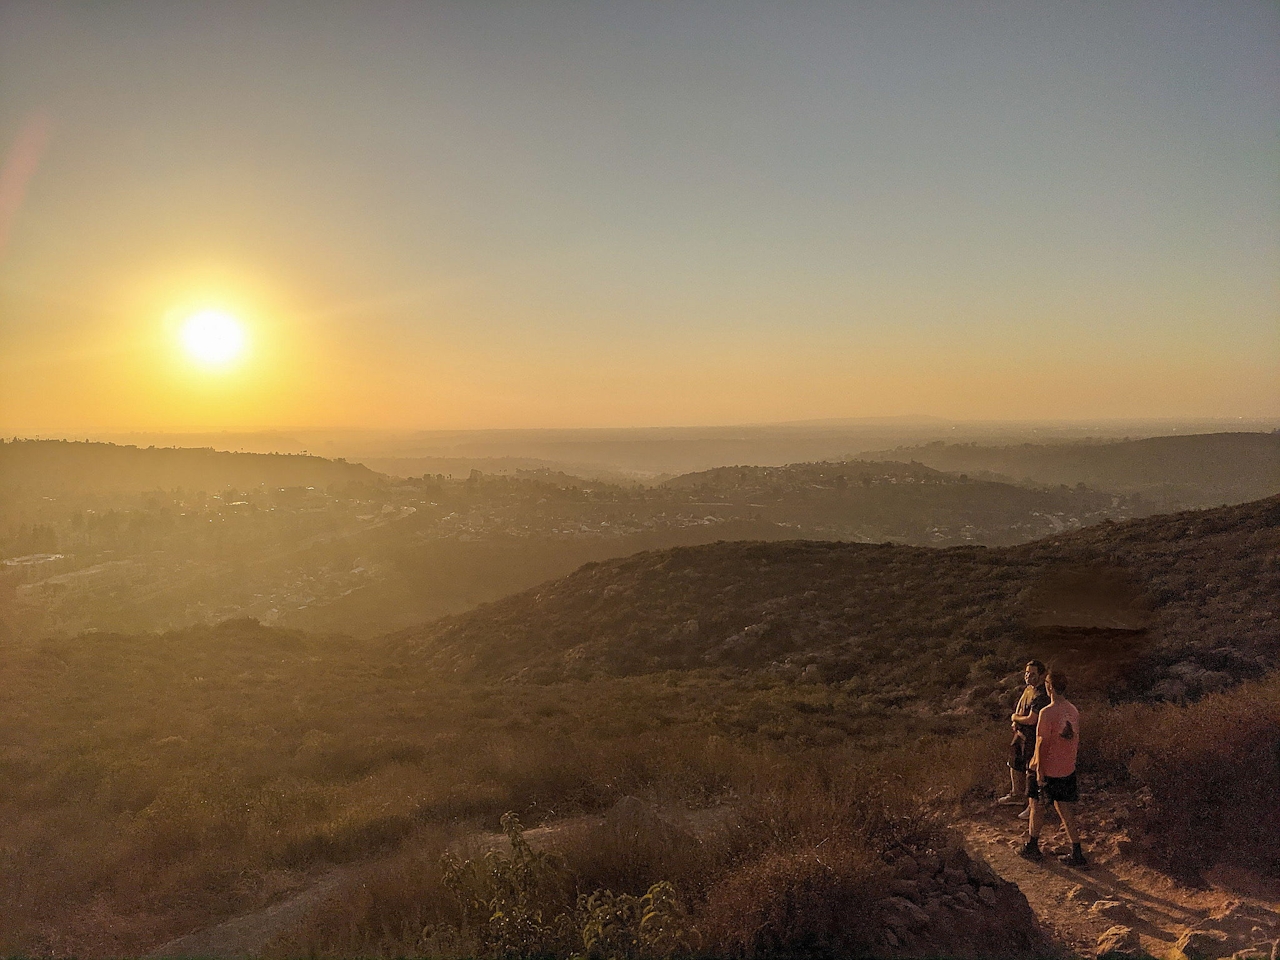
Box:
[389,496,1280,698]
[0,497,1276,957]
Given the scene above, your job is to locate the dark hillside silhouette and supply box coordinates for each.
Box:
[0,439,378,498]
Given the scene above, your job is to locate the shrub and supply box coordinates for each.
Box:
[440,812,577,957]
[1088,673,1280,880]
[700,839,884,959]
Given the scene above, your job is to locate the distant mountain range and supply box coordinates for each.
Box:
[866,432,1280,511]
[0,439,377,497]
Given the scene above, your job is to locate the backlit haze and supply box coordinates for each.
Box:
[1,1,1277,436]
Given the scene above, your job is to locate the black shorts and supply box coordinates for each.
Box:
[1009,731,1036,772]
[1028,771,1079,804]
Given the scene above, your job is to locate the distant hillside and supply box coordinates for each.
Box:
[0,439,381,497]
[659,458,1136,545]
[388,495,1280,701]
[866,432,1280,510]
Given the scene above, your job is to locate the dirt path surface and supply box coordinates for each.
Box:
[958,792,1280,960]
[150,795,1277,960]
[146,867,358,959]
[144,813,617,959]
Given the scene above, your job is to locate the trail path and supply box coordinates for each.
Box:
[147,867,356,959]
[150,795,1278,960]
[145,816,611,959]
[957,791,1280,959]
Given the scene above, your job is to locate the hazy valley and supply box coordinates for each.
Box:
[5,432,1275,640]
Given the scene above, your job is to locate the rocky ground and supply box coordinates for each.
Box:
[959,791,1280,960]
[149,790,1279,960]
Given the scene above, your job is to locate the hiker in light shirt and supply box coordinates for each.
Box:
[1019,668,1088,868]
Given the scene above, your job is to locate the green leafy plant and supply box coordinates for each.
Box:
[440,812,575,957]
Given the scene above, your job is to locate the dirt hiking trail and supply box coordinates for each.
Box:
[151,795,1279,959]
[958,789,1280,960]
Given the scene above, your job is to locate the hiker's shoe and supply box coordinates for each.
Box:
[1059,851,1090,869]
[996,793,1021,805]
[1017,841,1044,861]
[1017,806,1031,819]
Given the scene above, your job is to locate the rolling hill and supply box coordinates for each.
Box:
[387,495,1280,701]
[866,432,1280,510]
[0,438,379,498]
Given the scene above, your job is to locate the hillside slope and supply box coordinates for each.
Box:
[867,432,1280,510]
[0,439,379,498]
[388,495,1280,699]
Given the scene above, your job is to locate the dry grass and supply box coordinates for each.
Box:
[5,609,1276,956]
[1086,672,1280,880]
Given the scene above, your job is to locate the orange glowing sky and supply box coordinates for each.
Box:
[1,2,1277,433]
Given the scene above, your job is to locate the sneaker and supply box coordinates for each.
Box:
[1017,841,1044,861]
[1059,851,1090,869]
[996,793,1021,805]
[1017,806,1031,819]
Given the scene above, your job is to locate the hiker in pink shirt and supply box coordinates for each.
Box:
[1018,668,1088,868]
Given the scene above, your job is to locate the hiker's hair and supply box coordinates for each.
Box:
[1026,659,1047,676]
[1045,668,1068,694]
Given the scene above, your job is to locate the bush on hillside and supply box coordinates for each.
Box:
[1089,672,1280,880]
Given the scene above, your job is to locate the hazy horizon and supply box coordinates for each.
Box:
[2,1,1278,434]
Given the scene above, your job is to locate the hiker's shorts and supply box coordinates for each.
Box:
[1009,730,1036,772]
[1028,771,1079,804]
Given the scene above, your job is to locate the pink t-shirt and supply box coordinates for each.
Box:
[1035,699,1080,778]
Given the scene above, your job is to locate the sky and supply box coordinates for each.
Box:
[1,0,1277,433]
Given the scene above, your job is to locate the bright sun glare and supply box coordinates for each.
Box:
[180,309,247,366]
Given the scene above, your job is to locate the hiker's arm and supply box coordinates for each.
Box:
[1011,705,1041,724]
[1031,736,1046,782]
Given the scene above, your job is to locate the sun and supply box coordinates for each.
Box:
[180,309,247,366]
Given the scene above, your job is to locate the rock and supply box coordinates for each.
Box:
[964,856,999,885]
[942,866,969,887]
[1151,678,1188,702]
[1091,900,1136,922]
[1209,902,1280,939]
[1176,929,1234,960]
[799,663,823,683]
[888,877,921,901]
[884,896,929,929]
[1067,884,1092,901]
[978,885,998,906]
[1096,925,1143,959]
[882,910,909,936]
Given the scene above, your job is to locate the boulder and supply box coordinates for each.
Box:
[888,877,922,901]
[1090,900,1136,922]
[1176,929,1234,960]
[894,853,920,878]
[1096,925,1144,959]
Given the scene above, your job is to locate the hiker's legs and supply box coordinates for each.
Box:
[1028,798,1046,839]
[1010,767,1026,796]
[1054,801,1081,845]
